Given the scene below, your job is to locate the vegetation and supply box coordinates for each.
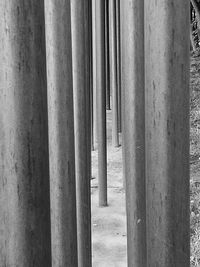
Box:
[190,54,200,266]
[191,0,200,54]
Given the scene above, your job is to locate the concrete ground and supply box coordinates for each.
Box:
[91,110,127,267]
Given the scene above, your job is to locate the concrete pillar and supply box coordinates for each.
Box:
[44,1,78,266]
[71,1,92,266]
[116,0,122,133]
[89,0,94,151]
[105,0,111,111]
[120,0,126,189]
[96,0,108,207]
[145,0,190,266]
[109,0,119,147]
[92,0,98,150]
[121,0,146,266]
[0,1,51,266]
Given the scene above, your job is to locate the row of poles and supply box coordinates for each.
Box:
[0,0,190,267]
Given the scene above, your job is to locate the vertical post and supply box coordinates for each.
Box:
[89,0,94,151]
[71,1,92,267]
[121,0,146,266]
[96,0,108,207]
[109,0,119,147]
[44,1,78,266]
[145,1,190,266]
[120,0,126,189]
[116,0,122,133]
[105,0,111,111]
[92,0,98,150]
[0,1,51,266]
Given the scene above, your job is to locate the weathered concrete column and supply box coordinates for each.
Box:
[89,0,94,151]
[96,0,108,207]
[92,0,98,150]
[121,0,146,266]
[120,0,126,189]
[109,0,119,147]
[44,1,78,266]
[0,1,51,266]
[71,1,92,267]
[116,0,122,134]
[145,1,190,266]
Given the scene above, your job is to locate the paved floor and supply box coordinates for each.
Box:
[91,110,127,267]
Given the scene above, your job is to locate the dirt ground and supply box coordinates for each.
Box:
[91,110,127,267]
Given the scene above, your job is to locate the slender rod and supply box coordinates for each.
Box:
[105,0,111,111]
[109,0,119,147]
[96,0,108,207]
[116,0,122,133]
[92,0,98,150]
[71,1,92,266]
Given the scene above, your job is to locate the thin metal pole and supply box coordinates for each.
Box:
[0,1,51,265]
[120,0,126,189]
[109,0,119,147]
[116,0,122,133]
[89,0,94,152]
[92,0,98,150]
[145,0,190,266]
[96,0,108,207]
[105,0,111,111]
[71,1,92,266]
[121,0,146,266]
[44,0,78,266]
